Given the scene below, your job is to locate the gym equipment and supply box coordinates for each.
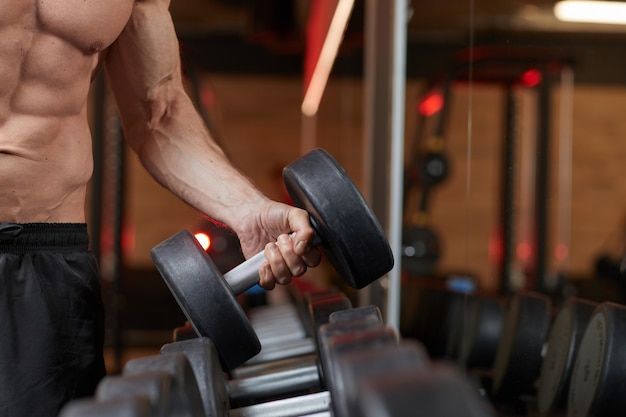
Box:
[229,391,331,417]
[95,370,199,417]
[151,149,393,370]
[242,292,352,366]
[158,304,385,415]
[123,352,207,416]
[59,397,151,417]
[457,294,506,370]
[568,302,626,417]
[329,340,429,417]
[407,283,472,358]
[536,297,596,414]
[492,291,552,400]
[357,362,496,417]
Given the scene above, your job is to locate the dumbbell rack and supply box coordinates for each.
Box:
[59,288,495,417]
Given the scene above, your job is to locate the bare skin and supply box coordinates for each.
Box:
[0,0,320,287]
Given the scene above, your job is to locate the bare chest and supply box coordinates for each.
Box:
[2,0,135,54]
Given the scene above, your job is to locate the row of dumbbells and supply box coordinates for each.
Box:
[59,289,494,416]
[410,282,626,416]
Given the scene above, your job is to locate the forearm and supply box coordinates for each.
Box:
[126,90,269,233]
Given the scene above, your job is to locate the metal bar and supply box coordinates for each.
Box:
[229,391,331,417]
[228,361,320,401]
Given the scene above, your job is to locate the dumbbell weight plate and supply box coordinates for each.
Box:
[161,338,229,417]
[123,352,205,417]
[492,292,552,399]
[282,149,394,289]
[95,371,174,417]
[567,302,626,417]
[332,341,429,417]
[537,298,596,414]
[458,295,505,370]
[152,231,260,370]
[358,363,496,417]
[59,398,152,417]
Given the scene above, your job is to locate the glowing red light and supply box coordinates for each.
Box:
[516,242,532,261]
[520,69,542,87]
[194,232,211,251]
[418,91,444,117]
[555,243,569,261]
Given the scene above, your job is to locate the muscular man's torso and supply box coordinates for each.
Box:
[0,0,135,222]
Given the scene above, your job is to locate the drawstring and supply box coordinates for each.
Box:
[0,223,23,241]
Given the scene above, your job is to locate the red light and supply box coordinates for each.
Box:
[418,91,444,117]
[194,232,211,251]
[516,242,532,261]
[555,243,569,261]
[520,69,542,87]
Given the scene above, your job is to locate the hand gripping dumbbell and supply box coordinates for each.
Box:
[151,149,394,370]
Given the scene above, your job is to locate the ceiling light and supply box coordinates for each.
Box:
[554,0,626,25]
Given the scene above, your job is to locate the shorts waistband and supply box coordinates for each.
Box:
[0,223,89,253]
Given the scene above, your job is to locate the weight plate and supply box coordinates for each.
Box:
[123,352,205,416]
[96,371,171,416]
[358,363,495,417]
[333,341,429,417]
[283,149,394,289]
[568,302,626,417]
[59,398,152,417]
[492,292,552,399]
[458,295,505,370]
[537,298,596,414]
[151,230,260,370]
[162,338,230,417]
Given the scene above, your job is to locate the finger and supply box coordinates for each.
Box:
[264,241,292,285]
[258,262,276,290]
[288,209,316,256]
[302,247,322,268]
[276,234,307,278]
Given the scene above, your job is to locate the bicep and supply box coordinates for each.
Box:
[104,0,184,142]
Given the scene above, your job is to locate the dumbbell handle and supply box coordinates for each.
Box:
[230,391,330,417]
[224,224,322,295]
[228,356,320,401]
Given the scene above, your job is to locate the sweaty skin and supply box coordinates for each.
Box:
[0,0,320,287]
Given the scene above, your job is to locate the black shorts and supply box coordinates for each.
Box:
[0,223,106,417]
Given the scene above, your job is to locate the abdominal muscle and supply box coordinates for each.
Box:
[0,0,133,223]
[0,113,93,223]
[0,40,98,223]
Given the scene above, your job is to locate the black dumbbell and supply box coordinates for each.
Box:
[59,397,151,417]
[457,294,506,370]
[491,291,553,401]
[162,304,385,414]
[357,362,496,417]
[86,309,397,416]
[97,368,202,417]
[151,149,394,370]
[567,301,626,417]
[536,297,596,414]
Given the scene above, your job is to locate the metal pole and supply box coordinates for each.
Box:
[386,0,408,330]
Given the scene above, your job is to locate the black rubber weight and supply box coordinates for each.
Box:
[151,230,260,370]
[283,149,394,289]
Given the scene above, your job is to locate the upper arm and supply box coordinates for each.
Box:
[104,0,186,149]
